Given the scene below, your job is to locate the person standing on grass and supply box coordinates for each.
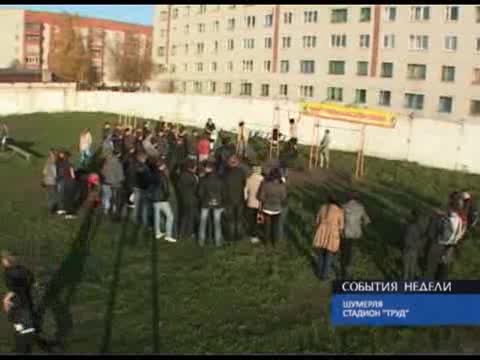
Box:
[132,152,152,227]
[224,155,247,242]
[150,159,177,243]
[257,168,288,248]
[205,118,216,149]
[101,150,125,218]
[122,128,136,156]
[215,136,235,178]
[0,122,9,151]
[176,159,199,241]
[244,165,264,244]
[79,128,92,169]
[42,149,58,215]
[402,209,428,280]
[61,152,77,220]
[341,192,371,278]
[312,194,345,280]
[187,129,199,161]
[198,161,226,247]
[318,129,331,169]
[197,133,211,163]
[3,291,36,354]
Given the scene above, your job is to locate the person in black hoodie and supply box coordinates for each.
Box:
[223,155,247,242]
[131,152,152,227]
[176,159,199,241]
[215,136,235,177]
[4,291,36,353]
[198,161,226,247]
[150,159,177,243]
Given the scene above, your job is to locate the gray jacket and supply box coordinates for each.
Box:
[102,156,125,187]
[342,200,370,239]
[43,161,57,186]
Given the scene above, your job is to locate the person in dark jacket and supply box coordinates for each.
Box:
[198,161,226,247]
[170,135,188,179]
[257,167,288,247]
[122,128,136,156]
[176,159,199,241]
[150,159,176,242]
[131,152,152,227]
[187,130,199,161]
[402,209,429,280]
[56,151,77,220]
[215,137,236,177]
[4,291,36,353]
[223,155,247,242]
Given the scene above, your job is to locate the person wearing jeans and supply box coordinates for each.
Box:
[198,161,226,247]
[150,160,176,242]
[131,152,152,227]
[101,151,125,218]
[312,194,344,280]
[244,166,264,244]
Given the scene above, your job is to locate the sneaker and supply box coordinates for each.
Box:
[65,214,77,220]
[165,236,177,243]
[56,210,66,215]
[155,233,164,240]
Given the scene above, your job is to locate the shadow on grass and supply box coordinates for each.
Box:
[36,206,104,350]
[11,140,44,159]
[151,231,160,352]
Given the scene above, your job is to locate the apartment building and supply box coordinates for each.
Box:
[152,4,480,120]
[0,9,152,85]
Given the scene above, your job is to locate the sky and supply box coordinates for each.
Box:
[0,5,153,26]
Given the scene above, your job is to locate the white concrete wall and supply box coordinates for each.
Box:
[0,86,478,174]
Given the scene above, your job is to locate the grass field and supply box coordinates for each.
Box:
[1,112,480,354]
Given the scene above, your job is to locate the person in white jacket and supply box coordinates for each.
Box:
[79,128,92,168]
[244,165,264,244]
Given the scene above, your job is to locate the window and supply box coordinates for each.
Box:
[380,62,393,78]
[445,6,459,21]
[407,64,427,80]
[171,45,177,56]
[196,62,204,72]
[160,11,168,21]
[224,82,232,95]
[265,37,272,49]
[194,81,202,94]
[383,34,395,49]
[300,85,314,98]
[410,6,430,21]
[304,10,318,23]
[409,35,429,51]
[181,81,187,93]
[227,18,235,31]
[198,23,205,33]
[384,6,397,21]
[329,60,345,75]
[470,100,480,115]
[360,34,370,48]
[246,16,256,28]
[327,87,343,101]
[355,89,367,104]
[284,12,292,24]
[438,96,453,113]
[183,63,188,72]
[379,90,391,106]
[213,41,219,53]
[476,38,480,52]
[280,60,289,73]
[173,8,179,19]
[25,35,40,42]
[331,34,347,48]
[357,61,369,76]
[282,37,291,48]
[227,39,234,50]
[228,5,236,9]
[213,21,220,32]
[157,46,165,57]
[441,66,455,82]
[473,68,480,84]
[242,60,254,72]
[25,56,39,65]
[300,60,315,74]
[331,9,348,23]
[227,61,234,72]
[199,5,207,14]
[240,82,253,96]
[184,25,189,34]
[211,62,217,72]
[404,93,424,110]
[303,36,317,48]
[196,43,205,54]
[360,7,371,22]
[280,84,288,97]
[261,84,270,97]
[264,60,272,72]
[160,29,166,38]
[444,36,457,51]
[184,5,191,17]
[243,38,255,49]
[170,64,176,73]
[209,81,216,94]
[265,14,273,27]
[476,6,480,23]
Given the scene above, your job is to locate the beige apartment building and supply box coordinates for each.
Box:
[0,8,152,85]
[152,4,480,120]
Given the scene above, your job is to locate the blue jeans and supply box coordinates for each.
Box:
[316,248,335,280]
[153,202,174,238]
[132,188,150,227]
[102,185,112,214]
[199,208,224,247]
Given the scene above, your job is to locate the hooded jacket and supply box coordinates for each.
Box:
[198,172,225,208]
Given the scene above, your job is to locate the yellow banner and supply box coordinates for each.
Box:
[300,102,396,128]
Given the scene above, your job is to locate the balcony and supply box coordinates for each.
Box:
[25,23,42,36]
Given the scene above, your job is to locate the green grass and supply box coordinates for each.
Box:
[1,112,480,354]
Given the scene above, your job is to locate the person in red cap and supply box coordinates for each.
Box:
[84,173,102,210]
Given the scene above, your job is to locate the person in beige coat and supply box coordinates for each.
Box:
[244,165,264,244]
[312,194,345,280]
